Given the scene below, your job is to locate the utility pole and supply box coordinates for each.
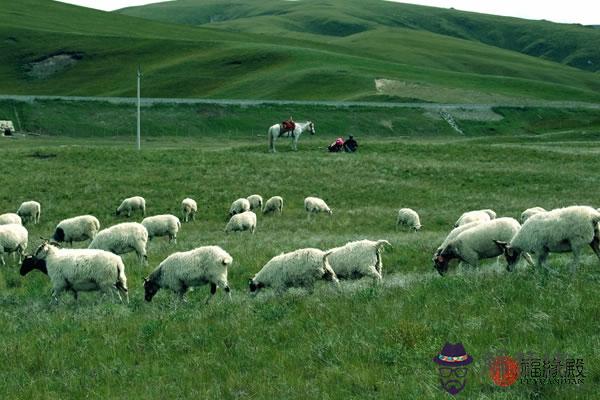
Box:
[136,66,142,150]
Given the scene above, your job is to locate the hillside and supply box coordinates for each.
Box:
[0,0,599,102]
[119,0,600,72]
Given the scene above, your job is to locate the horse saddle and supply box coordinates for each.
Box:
[279,121,295,136]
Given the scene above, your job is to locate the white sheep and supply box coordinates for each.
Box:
[263,196,283,215]
[142,214,181,243]
[327,240,391,281]
[0,213,22,225]
[116,196,146,217]
[16,201,41,224]
[247,194,263,211]
[0,223,27,265]
[433,221,480,258]
[304,196,332,217]
[225,211,257,234]
[88,222,148,265]
[249,248,338,293]
[181,198,197,222]
[495,206,600,273]
[20,241,128,303]
[396,208,422,231]
[52,215,100,245]
[229,198,250,216]
[434,217,521,275]
[454,209,496,227]
[143,245,233,302]
[520,207,547,223]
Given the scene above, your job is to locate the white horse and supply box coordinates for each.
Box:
[268,121,315,152]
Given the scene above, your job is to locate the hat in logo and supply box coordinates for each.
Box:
[433,342,473,367]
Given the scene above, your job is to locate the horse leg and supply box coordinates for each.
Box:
[292,134,298,151]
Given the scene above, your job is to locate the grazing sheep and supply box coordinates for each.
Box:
[229,198,250,217]
[249,248,338,293]
[143,245,233,303]
[225,211,257,234]
[247,194,263,211]
[327,239,391,281]
[181,198,198,222]
[263,196,284,215]
[454,209,496,227]
[142,214,181,243]
[434,217,521,275]
[495,206,600,273]
[0,223,28,265]
[52,215,100,245]
[88,222,148,265]
[396,208,422,231]
[20,241,128,303]
[433,221,480,259]
[0,213,21,225]
[116,196,146,217]
[521,207,547,223]
[16,201,41,224]
[304,197,332,217]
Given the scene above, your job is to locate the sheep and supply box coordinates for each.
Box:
[521,207,547,223]
[16,201,41,224]
[142,214,181,243]
[495,206,600,273]
[263,196,284,215]
[454,209,496,227]
[0,223,28,265]
[52,215,100,245]
[225,211,256,234]
[0,213,22,225]
[434,217,521,275]
[247,194,263,211]
[396,208,422,231]
[304,196,332,217]
[249,248,338,293]
[229,198,250,217]
[20,241,128,303]
[433,221,480,258]
[181,198,197,222]
[143,245,233,303]
[327,239,391,281]
[116,196,146,217]
[88,222,148,265]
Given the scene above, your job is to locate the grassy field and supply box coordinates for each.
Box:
[1,103,600,398]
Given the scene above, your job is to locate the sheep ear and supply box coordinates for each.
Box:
[143,277,149,283]
[436,255,444,263]
[493,240,508,250]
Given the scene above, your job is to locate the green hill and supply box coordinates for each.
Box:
[0,0,599,102]
[119,0,600,72]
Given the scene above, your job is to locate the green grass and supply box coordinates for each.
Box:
[1,1,600,102]
[1,102,600,398]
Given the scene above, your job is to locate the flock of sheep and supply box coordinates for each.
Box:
[2,197,599,305]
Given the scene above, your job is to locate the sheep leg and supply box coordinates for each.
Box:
[459,249,479,269]
[570,245,582,274]
[205,283,217,304]
[589,237,600,263]
[366,266,383,283]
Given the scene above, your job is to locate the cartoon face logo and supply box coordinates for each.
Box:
[433,342,473,395]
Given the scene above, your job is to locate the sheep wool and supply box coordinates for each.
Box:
[263,196,283,215]
[116,196,146,217]
[20,242,128,303]
[327,239,391,281]
[52,215,100,245]
[0,223,28,265]
[454,209,496,227]
[435,217,521,274]
[304,197,332,216]
[246,194,263,211]
[143,245,233,302]
[396,208,421,231]
[434,221,480,257]
[142,214,181,243]
[520,207,547,223]
[225,211,257,234]
[88,222,148,264]
[181,198,198,222]
[16,201,41,224]
[250,248,338,292]
[0,213,22,225]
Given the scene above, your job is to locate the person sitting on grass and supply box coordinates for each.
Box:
[328,137,344,152]
[344,135,358,152]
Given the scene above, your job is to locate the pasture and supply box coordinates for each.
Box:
[1,103,600,399]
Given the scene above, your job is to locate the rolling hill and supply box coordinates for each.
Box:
[0,0,598,102]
